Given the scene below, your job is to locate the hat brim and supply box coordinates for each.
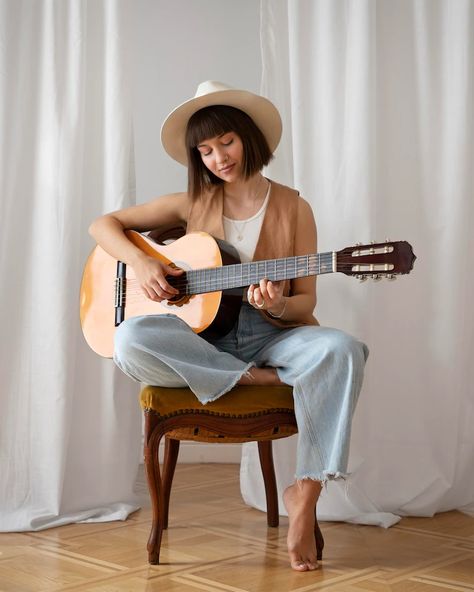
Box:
[161,89,282,166]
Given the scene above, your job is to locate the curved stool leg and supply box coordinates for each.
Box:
[162,437,180,530]
[257,440,279,527]
[314,510,324,561]
[144,420,164,564]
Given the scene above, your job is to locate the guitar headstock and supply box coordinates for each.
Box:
[336,240,416,281]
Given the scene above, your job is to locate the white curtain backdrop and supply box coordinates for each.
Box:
[0,0,141,531]
[241,0,474,526]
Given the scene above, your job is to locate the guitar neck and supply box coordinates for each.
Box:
[183,252,335,295]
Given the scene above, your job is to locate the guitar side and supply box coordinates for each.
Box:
[80,231,234,358]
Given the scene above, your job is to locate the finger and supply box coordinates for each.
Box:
[267,280,275,299]
[158,282,179,298]
[258,278,270,300]
[253,288,265,306]
[247,284,255,301]
[167,265,184,276]
[143,286,163,302]
[155,275,179,296]
[148,279,176,299]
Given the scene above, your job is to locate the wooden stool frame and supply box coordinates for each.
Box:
[143,407,324,565]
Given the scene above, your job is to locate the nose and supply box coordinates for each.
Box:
[215,148,228,164]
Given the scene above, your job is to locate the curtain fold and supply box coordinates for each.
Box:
[241,0,474,526]
[0,0,141,531]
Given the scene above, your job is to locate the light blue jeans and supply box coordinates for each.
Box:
[114,303,368,482]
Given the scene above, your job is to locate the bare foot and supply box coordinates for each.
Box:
[283,481,322,572]
[237,367,285,386]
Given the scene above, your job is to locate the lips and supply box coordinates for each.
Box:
[219,164,234,173]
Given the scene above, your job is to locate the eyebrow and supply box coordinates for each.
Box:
[197,132,231,148]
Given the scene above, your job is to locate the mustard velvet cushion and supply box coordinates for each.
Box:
[140,384,297,443]
[140,384,295,416]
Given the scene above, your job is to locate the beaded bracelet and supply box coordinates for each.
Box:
[268,298,287,319]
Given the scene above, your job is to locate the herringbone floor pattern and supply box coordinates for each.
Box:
[1,464,473,591]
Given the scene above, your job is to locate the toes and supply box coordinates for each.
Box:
[291,560,308,571]
[289,551,308,571]
[289,553,319,572]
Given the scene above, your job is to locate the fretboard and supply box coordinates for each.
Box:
[183,252,335,295]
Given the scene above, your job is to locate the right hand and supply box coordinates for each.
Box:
[133,255,184,302]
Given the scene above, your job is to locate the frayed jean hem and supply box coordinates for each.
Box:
[197,361,256,405]
[295,471,349,486]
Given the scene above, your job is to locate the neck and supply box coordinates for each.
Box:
[223,174,267,219]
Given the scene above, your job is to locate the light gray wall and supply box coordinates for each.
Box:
[131,0,262,204]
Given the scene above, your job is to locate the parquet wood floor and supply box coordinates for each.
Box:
[1,463,473,591]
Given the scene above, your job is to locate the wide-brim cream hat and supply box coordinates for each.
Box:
[161,80,282,166]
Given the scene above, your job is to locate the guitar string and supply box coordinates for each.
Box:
[115,267,392,301]
[116,261,391,290]
[110,243,402,296]
[112,255,378,294]
[111,254,396,296]
[116,268,365,295]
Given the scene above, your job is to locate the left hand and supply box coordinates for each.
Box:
[248,279,285,315]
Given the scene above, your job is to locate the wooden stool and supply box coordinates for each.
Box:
[140,384,324,564]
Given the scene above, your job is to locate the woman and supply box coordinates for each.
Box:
[89,81,368,572]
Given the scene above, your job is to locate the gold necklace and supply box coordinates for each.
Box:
[224,178,267,242]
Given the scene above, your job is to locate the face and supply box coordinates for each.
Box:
[196,132,244,182]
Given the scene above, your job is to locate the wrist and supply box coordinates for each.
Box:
[268,298,287,319]
[129,249,150,268]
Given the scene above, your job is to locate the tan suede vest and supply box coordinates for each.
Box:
[186,179,318,328]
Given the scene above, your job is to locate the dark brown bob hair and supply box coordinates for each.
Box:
[185,105,273,199]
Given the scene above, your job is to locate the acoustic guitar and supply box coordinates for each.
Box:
[80,230,416,357]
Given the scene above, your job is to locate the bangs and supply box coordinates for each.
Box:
[186,106,235,148]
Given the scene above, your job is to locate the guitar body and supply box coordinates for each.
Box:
[80,231,242,358]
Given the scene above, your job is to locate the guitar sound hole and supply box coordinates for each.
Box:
[166,294,192,307]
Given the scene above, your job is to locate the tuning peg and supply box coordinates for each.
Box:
[372,274,382,281]
[356,274,368,282]
[385,238,391,242]
[385,274,397,281]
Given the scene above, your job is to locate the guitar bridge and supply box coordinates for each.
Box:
[115,261,126,326]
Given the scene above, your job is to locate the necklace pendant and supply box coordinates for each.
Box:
[237,234,243,241]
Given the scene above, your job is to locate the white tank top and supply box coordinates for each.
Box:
[223,183,271,263]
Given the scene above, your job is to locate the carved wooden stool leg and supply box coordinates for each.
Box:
[162,437,180,530]
[144,412,164,565]
[314,510,324,561]
[257,440,279,527]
